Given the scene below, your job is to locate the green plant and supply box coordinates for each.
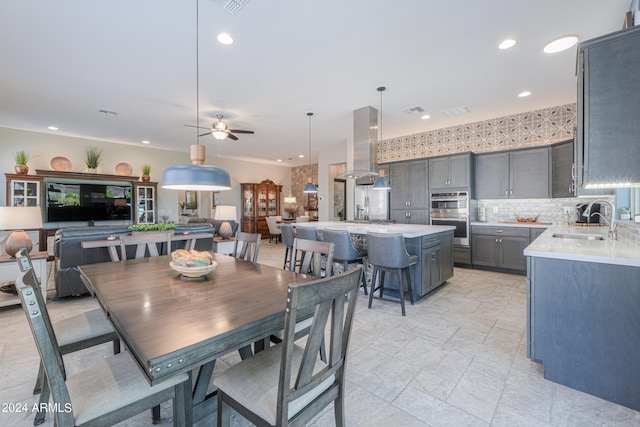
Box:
[83,147,103,169]
[128,223,176,232]
[142,164,151,175]
[13,150,31,165]
[619,207,631,214]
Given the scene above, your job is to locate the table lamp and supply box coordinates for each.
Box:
[0,206,43,257]
[215,205,237,240]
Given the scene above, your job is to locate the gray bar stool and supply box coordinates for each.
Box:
[295,226,318,241]
[367,232,417,316]
[280,223,296,269]
[321,229,368,294]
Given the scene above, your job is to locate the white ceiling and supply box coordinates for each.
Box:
[0,0,632,166]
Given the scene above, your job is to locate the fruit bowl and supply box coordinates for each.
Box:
[170,260,217,278]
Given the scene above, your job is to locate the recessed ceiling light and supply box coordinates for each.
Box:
[142,140,150,144]
[421,114,431,120]
[217,33,234,45]
[298,154,304,158]
[544,35,578,53]
[498,39,517,50]
[47,126,58,131]
[276,159,282,162]
[518,91,531,98]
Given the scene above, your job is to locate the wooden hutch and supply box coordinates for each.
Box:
[240,179,282,236]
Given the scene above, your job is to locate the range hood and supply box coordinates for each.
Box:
[336,106,379,184]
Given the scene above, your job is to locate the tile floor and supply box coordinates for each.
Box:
[1,241,639,426]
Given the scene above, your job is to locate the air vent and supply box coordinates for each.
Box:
[209,0,249,14]
[440,105,471,117]
[97,109,118,117]
[403,106,425,114]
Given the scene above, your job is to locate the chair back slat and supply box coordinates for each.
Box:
[232,231,261,263]
[119,232,172,260]
[276,266,362,424]
[292,238,334,278]
[15,250,74,425]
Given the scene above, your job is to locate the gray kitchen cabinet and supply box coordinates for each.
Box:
[576,25,640,189]
[475,148,549,199]
[390,160,428,223]
[428,153,473,191]
[471,225,530,273]
[529,228,545,242]
[552,140,614,197]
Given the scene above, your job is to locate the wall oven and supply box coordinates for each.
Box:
[430,191,472,247]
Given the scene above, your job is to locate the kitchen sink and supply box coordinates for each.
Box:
[551,233,605,241]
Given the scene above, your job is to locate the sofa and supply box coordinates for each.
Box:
[54,223,214,298]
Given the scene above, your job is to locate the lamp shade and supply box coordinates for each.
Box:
[162,164,231,191]
[0,207,43,257]
[373,169,390,190]
[304,178,318,193]
[214,205,237,221]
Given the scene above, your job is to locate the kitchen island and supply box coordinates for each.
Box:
[524,224,640,411]
[294,221,455,300]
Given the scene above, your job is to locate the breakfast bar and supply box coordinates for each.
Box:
[295,221,456,300]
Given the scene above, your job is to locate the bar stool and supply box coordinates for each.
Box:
[321,229,368,294]
[280,223,296,269]
[295,226,317,241]
[367,232,417,316]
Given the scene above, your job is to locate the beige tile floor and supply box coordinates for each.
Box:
[1,241,639,426]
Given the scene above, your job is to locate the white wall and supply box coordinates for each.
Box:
[317,140,349,221]
[1,127,292,224]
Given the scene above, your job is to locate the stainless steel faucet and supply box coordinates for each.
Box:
[583,199,617,240]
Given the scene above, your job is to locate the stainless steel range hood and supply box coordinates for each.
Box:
[336,106,379,184]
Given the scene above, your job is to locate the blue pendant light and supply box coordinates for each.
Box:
[162,0,231,192]
[373,86,391,190]
[303,112,318,193]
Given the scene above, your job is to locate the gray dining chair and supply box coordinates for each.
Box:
[15,249,122,426]
[213,266,363,427]
[280,223,297,270]
[232,231,262,263]
[119,231,172,260]
[14,250,191,427]
[295,226,317,241]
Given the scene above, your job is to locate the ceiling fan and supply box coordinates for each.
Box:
[185,114,254,141]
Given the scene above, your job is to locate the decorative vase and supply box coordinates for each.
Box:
[87,167,97,174]
[621,213,631,220]
[141,174,151,182]
[14,164,29,174]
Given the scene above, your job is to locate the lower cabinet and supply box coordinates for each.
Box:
[390,209,428,224]
[471,225,530,273]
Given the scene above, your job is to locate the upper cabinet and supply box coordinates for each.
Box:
[551,140,614,198]
[475,147,550,199]
[428,153,473,191]
[575,25,640,189]
[5,174,43,207]
[389,160,428,224]
[133,182,156,224]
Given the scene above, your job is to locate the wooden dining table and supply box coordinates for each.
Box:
[78,253,311,422]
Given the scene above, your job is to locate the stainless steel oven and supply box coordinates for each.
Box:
[430,191,471,246]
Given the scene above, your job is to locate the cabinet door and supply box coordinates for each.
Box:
[552,141,574,198]
[407,161,428,208]
[471,234,498,267]
[390,163,409,209]
[510,148,550,198]
[440,232,454,280]
[428,157,448,189]
[136,186,155,224]
[421,246,439,295]
[499,236,529,271]
[406,209,428,225]
[529,228,546,242]
[448,154,471,188]
[475,152,509,199]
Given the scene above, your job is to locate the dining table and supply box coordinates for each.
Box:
[78,253,312,423]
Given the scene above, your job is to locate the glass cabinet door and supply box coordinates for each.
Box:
[136,185,155,224]
[11,179,40,207]
[243,187,253,218]
[257,188,267,217]
[268,189,277,216]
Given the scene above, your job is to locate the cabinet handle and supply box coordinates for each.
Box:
[510,190,513,195]
[505,190,509,195]
[408,200,411,207]
[495,238,499,243]
[493,230,504,233]
[408,212,411,218]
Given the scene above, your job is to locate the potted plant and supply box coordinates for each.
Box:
[141,164,151,182]
[13,150,31,174]
[619,206,631,220]
[83,147,103,173]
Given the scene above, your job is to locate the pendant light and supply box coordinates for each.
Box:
[303,112,318,193]
[373,86,391,190]
[162,0,231,191]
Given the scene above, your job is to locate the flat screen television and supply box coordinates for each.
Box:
[46,181,132,222]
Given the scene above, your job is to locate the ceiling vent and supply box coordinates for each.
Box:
[440,105,471,117]
[209,0,249,14]
[403,106,425,114]
[97,109,118,117]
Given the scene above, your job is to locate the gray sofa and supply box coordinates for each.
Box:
[54,223,213,298]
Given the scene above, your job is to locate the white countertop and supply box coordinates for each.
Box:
[294,221,455,238]
[524,225,640,267]
[472,221,553,229]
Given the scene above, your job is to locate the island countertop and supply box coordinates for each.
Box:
[293,221,455,238]
[524,224,640,267]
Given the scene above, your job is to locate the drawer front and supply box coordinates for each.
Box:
[471,225,530,238]
[422,235,441,249]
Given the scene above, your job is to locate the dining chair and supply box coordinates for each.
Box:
[213,266,363,427]
[265,216,282,244]
[14,249,122,426]
[280,223,297,270]
[294,226,317,241]
[14,251,192,426]
[232,231,262,263]
[119,231,172,260]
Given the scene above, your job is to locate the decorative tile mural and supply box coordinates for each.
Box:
[378,103,576,163]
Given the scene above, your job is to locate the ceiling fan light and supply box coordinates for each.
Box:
[212,130,228,140]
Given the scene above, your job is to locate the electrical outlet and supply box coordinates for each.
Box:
[492,206,499,213]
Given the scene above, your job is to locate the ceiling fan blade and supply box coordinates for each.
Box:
[227,133,239,141]
[185,124,211,130]
[199,131,213,137]
[229,129,254,134]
